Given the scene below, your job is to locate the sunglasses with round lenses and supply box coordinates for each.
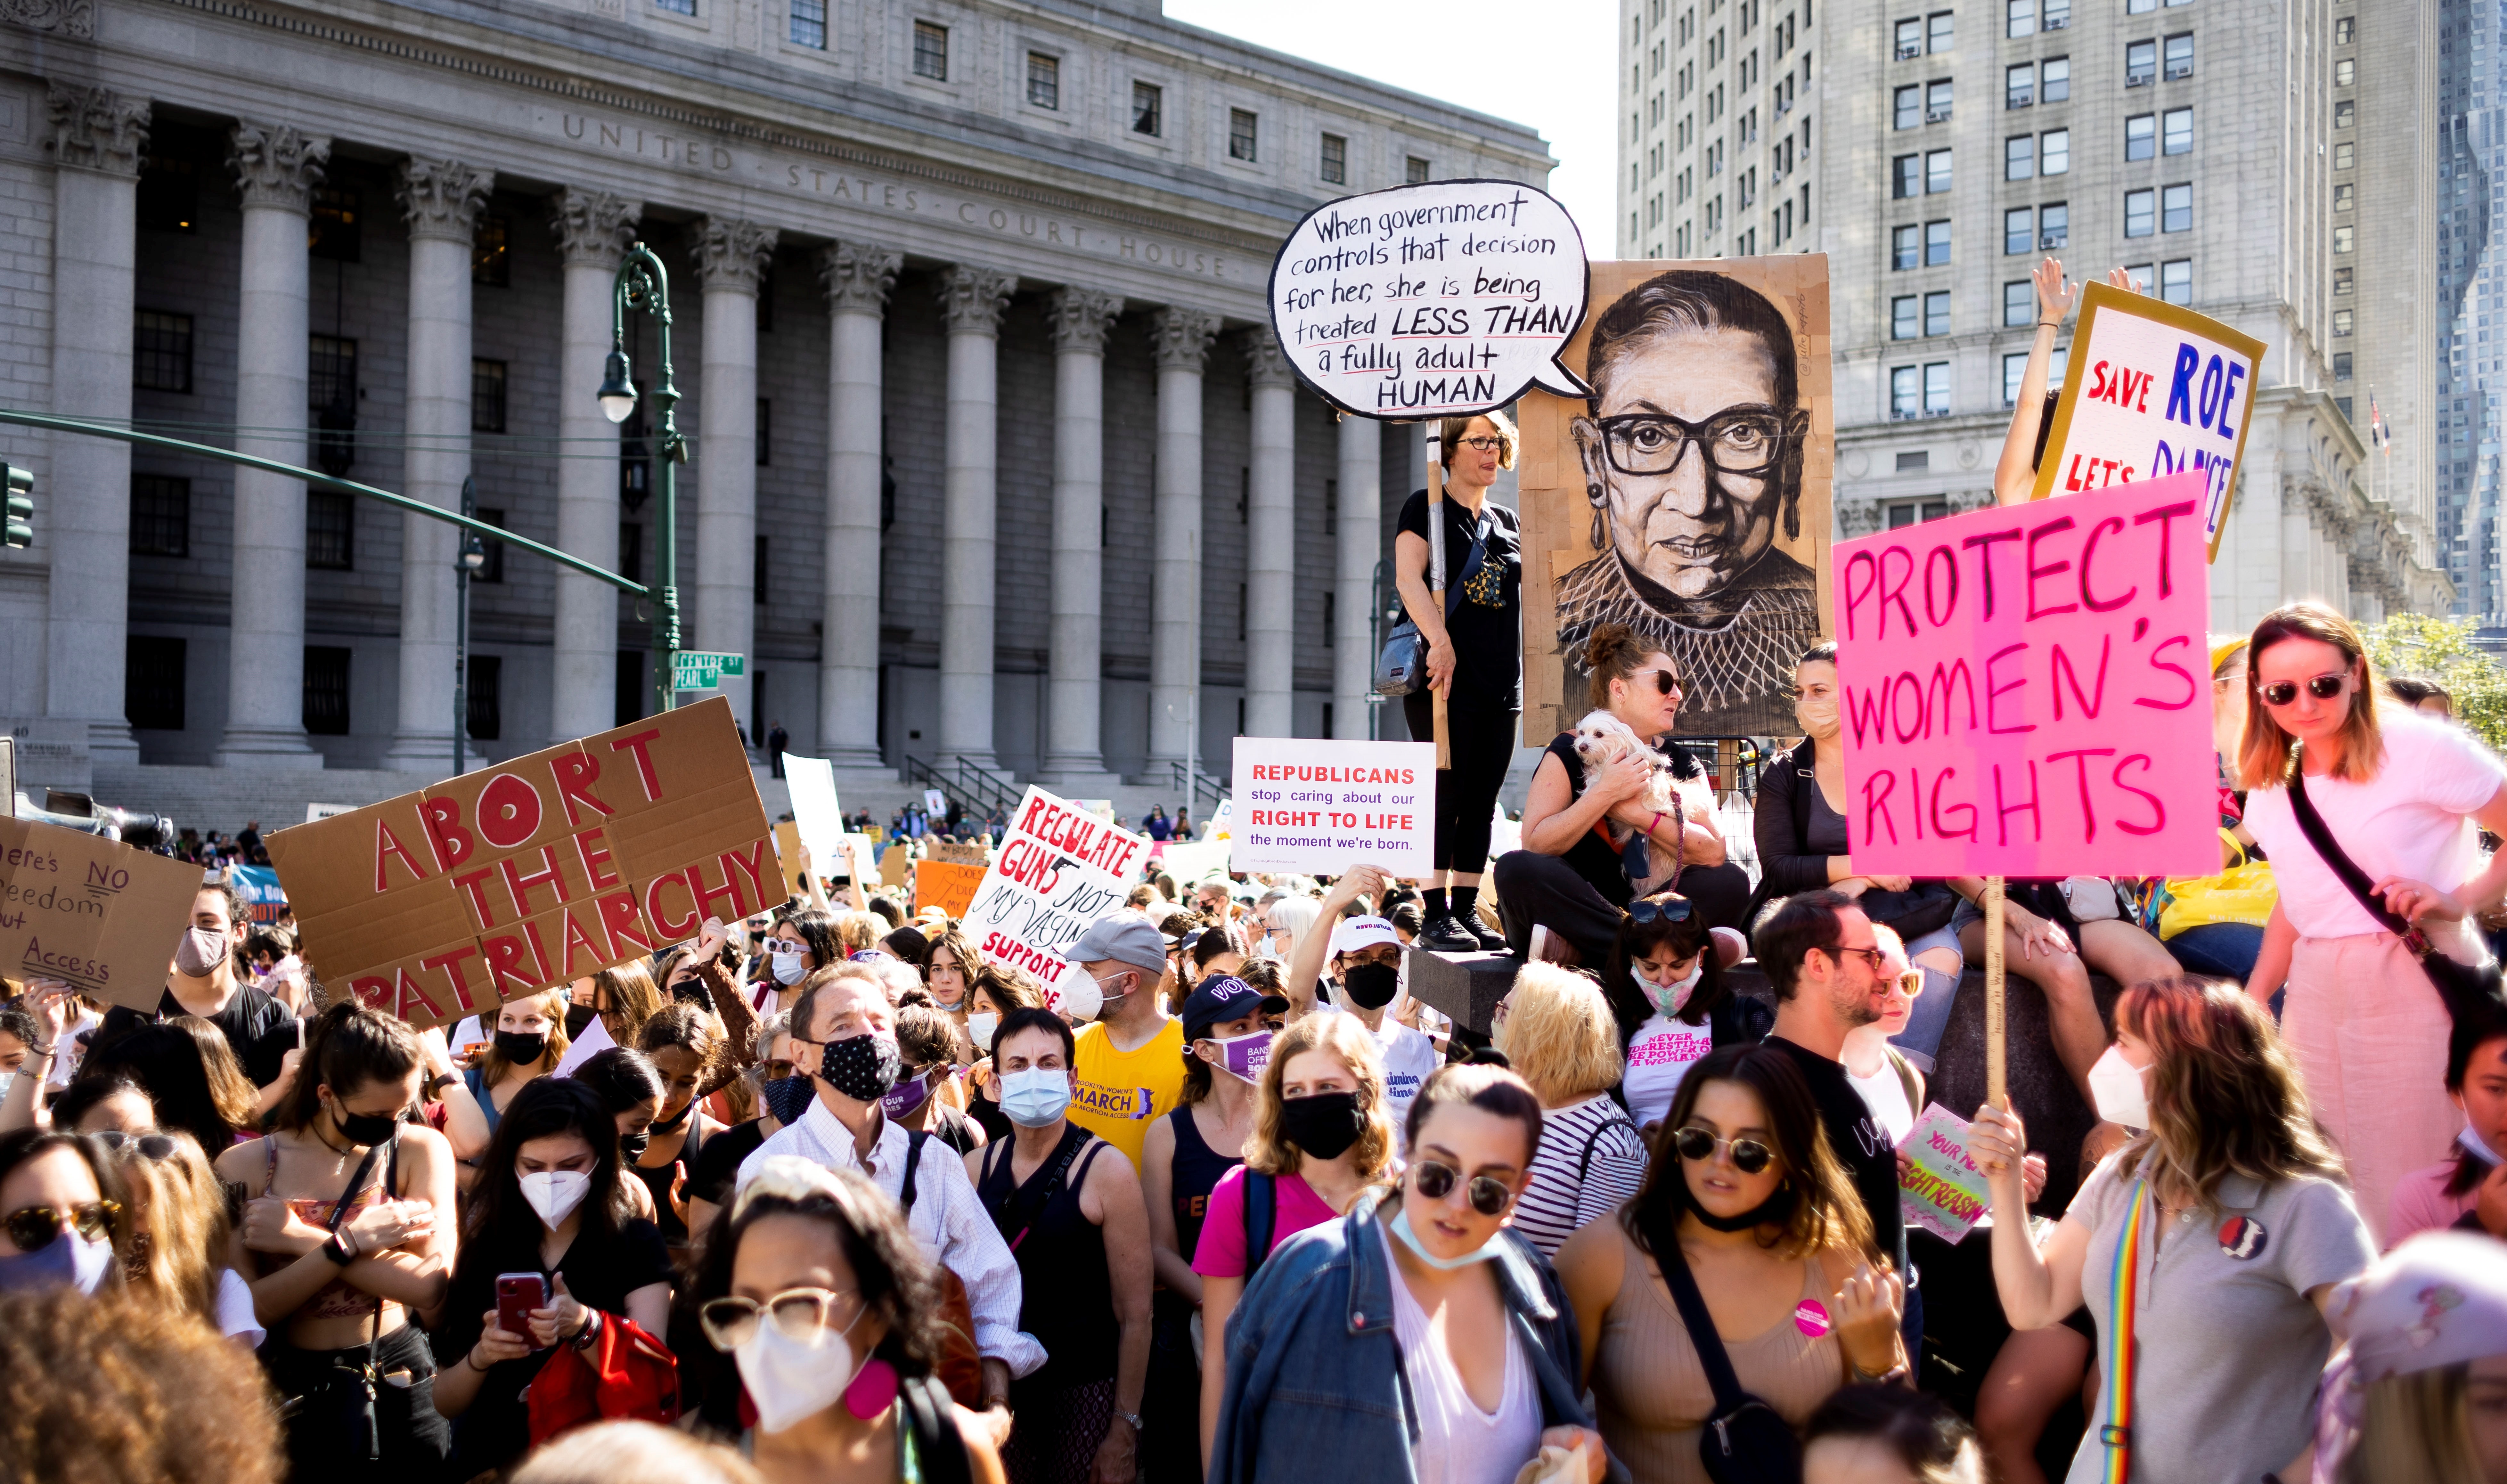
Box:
[2256,673,2353,707]
[3,1199,119,1253]
[698,1286,858,1351]
[1672,1127,1775,1175]
[1626,895,1695,927]
[94,1130,181,1162]
[1411,1159,1514,1217]
[1596,408,1789,479]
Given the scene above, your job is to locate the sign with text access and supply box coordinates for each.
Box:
[0,815,206,1012]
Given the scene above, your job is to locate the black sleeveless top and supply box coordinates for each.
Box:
[1164,1105,1242,1265]
[631,1115,707,1246]
[1544,731,1713,909]
[978,1124,1119,1392]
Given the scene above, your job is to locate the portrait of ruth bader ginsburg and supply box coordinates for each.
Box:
[1552,268,1825,738]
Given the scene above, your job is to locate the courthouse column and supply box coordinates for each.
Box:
[816,240,901,770]
[936,264,1017,773]
[1147,306,1218,770]
[43,85,149,760]
[380,157,495,770]
[693,217,778,748]
[549,189,639,741]
[1243,334,1297,738]
[1333,411,1380,738]
[217,121,330,765]
[1038,286,1124,785]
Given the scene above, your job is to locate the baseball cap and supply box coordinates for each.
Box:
[1064,913,1170,975]
[1180,974,1289,1042]
[1328,915,1402,958]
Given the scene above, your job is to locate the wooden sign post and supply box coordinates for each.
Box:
[1425,425,1451,767]
[1983,876,2006,1110]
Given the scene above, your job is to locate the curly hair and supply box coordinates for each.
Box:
[1493,963,1623,1106]
[0,1290,283,1484]
[2110,977,2345,1211]
[1622,1043,1878,1263]
[1243,1012,1394,1181]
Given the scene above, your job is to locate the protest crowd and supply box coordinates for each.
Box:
[6,260,2507,1484]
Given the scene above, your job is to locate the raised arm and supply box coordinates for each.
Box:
[1993,259,2078,504]
[1283,867,1384,1022]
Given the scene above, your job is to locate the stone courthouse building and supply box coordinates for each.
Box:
[0,0,1551,819]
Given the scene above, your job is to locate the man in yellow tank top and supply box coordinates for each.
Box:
[1063,915,1187,1167]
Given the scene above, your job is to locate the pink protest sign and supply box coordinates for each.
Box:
[1834,472,2217,878]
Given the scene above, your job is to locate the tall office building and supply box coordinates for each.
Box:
[2427,0,2501,616]
[1618,0,1820,260]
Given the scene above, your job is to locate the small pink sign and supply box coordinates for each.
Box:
[1793,1299,1832,1338]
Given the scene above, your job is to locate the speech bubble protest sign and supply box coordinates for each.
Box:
[1229,738,1436,878]
[1834,472,2217,879]
[0,817,208,1012]
[1898,1104,1992,1242]
[958,786,1152,1012]
[1270,180,1590,419]
[2030,282,2265,560]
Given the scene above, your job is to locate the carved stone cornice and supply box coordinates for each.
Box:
[1242,331,1295,388]
[1048,287,1123,355]
[5,0,93,37]
[550,188,640,268]
[397,158,495,244]
[227,122,329,214]
[1152,306,1220,373]
[817,240,902,315]
[45,85,147,176]
[695,217,778,294]
[937,264,1017,336]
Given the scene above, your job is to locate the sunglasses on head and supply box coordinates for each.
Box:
[94,1130,181,1162]
[1627,896,1695,927]
[1411,1159,1514,1217]
[3,1199,118,1253]
[1672,1126,1775,1175]
[2256,672,2354,707]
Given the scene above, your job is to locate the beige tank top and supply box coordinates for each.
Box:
[1590,1225,1847,1484]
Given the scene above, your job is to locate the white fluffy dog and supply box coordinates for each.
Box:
[1569,709,1693,897]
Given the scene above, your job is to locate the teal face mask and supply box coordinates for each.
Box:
[1387,1207,1503,1271]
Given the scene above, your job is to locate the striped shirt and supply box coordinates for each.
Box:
[1512,1094,1650,1259]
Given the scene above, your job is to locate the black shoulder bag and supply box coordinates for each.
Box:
[1374,506,1491,697]
[1635,1201,1802,1484]
[1240,1170,1279,1278]
[2286,771,2507,1027]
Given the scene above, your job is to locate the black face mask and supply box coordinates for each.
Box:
[1687,1181,1797,1234]
[761,1073,815,1125]
[617,1130,651,1159]
[332,1104,400,1148]
[564,1002,600,1040]
[495,1030,549,1066]
[650,1103,692,1134]
[1278,1090,1365,1161]
[813,1032,902,1102]
[1341,962,1401,1010]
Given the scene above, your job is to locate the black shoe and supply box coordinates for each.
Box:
[1460,915,1508,952]
[1419,914,1481,953]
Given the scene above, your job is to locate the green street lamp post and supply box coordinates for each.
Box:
[598,241,687,718]
[453,474,486,776]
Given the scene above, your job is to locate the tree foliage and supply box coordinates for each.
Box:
[2360,614,2507,754]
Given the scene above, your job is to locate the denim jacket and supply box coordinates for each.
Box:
[1208,1189,1628,1484]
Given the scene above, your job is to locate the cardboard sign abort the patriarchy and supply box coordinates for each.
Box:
[268,699,772,1030]
[0,816,207,1012]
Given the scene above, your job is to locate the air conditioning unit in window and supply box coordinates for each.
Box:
[1897,41,1923,59]
[2008,89,2034,107]
[1925,407,1954,418]
[2044,12,2070,27]
[2164,63,2191,80]
[1891,408,1922,421]
[1928,105,1954,122]
[2042,233,2069,249]
[2126,73,2153,87]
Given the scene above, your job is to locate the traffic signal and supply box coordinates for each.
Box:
[1,462,28,550]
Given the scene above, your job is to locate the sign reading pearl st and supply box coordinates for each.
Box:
[672,650,746,691]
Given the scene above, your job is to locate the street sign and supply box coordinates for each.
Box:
[672,650,746,691]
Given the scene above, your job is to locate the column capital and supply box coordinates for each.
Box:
[397,158,495,244]
[45,85,148,176]
[227,122,329,214]
[550,188,640,268]
[818,239,902,315]
[1152,306,1221,372]
[1049,286,1125,355]
[938,264,1017,335]
[1242,330,1296,388]
[695,216,778,294]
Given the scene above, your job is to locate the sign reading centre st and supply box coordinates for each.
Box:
[673,651,745,691]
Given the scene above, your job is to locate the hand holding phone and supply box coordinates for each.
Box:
[495,1272,546,1342]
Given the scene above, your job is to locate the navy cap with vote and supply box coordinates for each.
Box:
[1064,913,1170,975]
[1181,974,1289,1043]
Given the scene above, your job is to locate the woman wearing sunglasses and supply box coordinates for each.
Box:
[1208,1063,1610,1484]
[1600,891,1770,1137]
[682,1155,1007,1484]
[2235,601,2507,1241]
[1496,622,1750,971]
[1557,1044,1907,1480]
[0,1126,130,1296]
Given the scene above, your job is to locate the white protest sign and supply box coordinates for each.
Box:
[922,789,947,817]
[2030,281,2265,560]
[1160,838,1232,886]
[1229,738,1435,877]
[780,753,845,868]
[958,786,1153,1011]
[1270,180,1590,420]
[1897,1103,1992,1242]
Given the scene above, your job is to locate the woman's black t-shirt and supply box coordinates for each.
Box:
[687,1118,770,1211]
[1543,732,1710,908]
[1397,489,1522,709]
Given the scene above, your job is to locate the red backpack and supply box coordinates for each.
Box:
[525,1313,680,1447]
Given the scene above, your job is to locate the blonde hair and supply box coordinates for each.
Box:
[1494,963,1624,1106]
[2339,1364,2486,1484]
[479,986,572,1086]
[120,1129,230,1325]
[836,912,885,954]
[2237,601,2387,788]
[2112,978,2344,1211]
[1438,409,1519,471]
[1244,1013,1395,1182]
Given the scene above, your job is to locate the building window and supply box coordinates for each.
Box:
[2007,0,2034,37]
[2126,39,2157,87]
[2333,307,2354,337]
[136,158,199,234]
[2003,351,2029,406]
[471,359,506,435]
[309,187,360,262]
[2040,129,2069,175]
[2333,182,2354,213]
[1927,79,1953,122]
[2126,113,2155,161]
[1923,362,1951,415]
[615,651,643,727]
[1894,223,1922,269]
[755,535,770,607]
[2005,206,2033,254]
[1893,295,1920,338]
[473,507,506,584]
[1926,148,1952,192]
[2048,344,2068,389]
[2042,56,2070,101]
[2334,266,2353,294]
[2004,280,2034,327]
[2334,100,2354,129]
[2164,33,2193,80]
[2006,135,2033,180]
[1406,156,1431,184]
[303,647,350,736]
[2333,224,2355,253]
[472,215,509,286]
[2334,141,2354,170]
[1321,133,1347,184]
[619,521,642,584]
[466,655,502,741]
[1892,365,1922,417]
[306,492,354,570]
[789,0,826,47]
[2040,201,2068,249]
[2127,0,2154,12]
[1925,290,1950,336]
[1229,109,1259,162]
[2126,187,2155,237]
[2125,262,2153,293]
[2008,61,2035,107]
[2335,15,2354,43]
[125,635,184,731]
[309,334,357,476]
[1925,218,1951,265]
[1895,153,1923,198]
[1889,498,1952,526]
[2161,182,2191,232]
[1026,52,1059,109]
[655,0,695,12]
[2333,351,2353,380]
[1896,17,1923,57]
[1894,84,1921,129]
[130,474,189,556]
[2160,258,2191,304]
[913,20,948,80]
[1928,10,1954,51]
[1897,452,1932,473]
[2333,57,2355,87]
[2162,107,2192,155]
[133,311,193,393]
[1132,81,1162,135]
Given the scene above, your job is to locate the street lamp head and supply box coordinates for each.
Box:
[596,349,638,424]
[459,542,487,574]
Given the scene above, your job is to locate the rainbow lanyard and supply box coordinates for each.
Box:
[2100,1179,2153,1484]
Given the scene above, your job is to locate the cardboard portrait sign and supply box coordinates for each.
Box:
[957,786,1151,1012]
[1228,737,1436,878]
[1833,472,2219,878]
[267,699,773,1031]
[1518,256,1835,741]
[2030,282,2265,560]
[0,817,207,1011]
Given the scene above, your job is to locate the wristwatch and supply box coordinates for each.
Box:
[321,1231,358,1266]
[1112,1409,1144,1434]
[424,1071,457,1098]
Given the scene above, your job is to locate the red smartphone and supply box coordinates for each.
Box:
[495,1272,545,1339]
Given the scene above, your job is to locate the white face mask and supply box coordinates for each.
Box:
[771,951,810,986]
[2462,1123,2504,1167]
[735,1310,864,1434]
[1634,961,1702,1017]
[2087,1045,2151,1129]
[966,1012,999,1054]
[518,1169,593,1228]
[1060,970,1130,1023]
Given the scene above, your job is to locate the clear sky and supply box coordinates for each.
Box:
[1163,0,1616,253]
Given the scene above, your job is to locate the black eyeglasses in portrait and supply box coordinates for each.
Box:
[1594,406,1792,479]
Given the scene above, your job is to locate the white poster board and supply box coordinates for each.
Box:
[780,753,845,868]
[958,786,1153,1012]
[1228,737,1436,878]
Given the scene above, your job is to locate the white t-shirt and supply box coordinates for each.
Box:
[2242,709,2507,940]
[1845,1053,1917,1148]
[1622,1013,1715,1130]
[1381,1223,1546,1484]
[1373,1018,1443,1135]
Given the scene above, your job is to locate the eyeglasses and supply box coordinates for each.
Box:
[2256,672,2355,707]
[1627,895,1695,927]
[93,1130,181,1162]
[3,1199,119,1253]
[757,1059,797,1081]
[765,940,810,957]
[698,1286,861,1350]
[1595,407,1791,479]
[1411,1159,1514,1217]
[1832,945,1890,972]
[1672,1127,1774,1175]
[1454,435,1507,453]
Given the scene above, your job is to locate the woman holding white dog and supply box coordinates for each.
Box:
[1494,622,1751,968]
